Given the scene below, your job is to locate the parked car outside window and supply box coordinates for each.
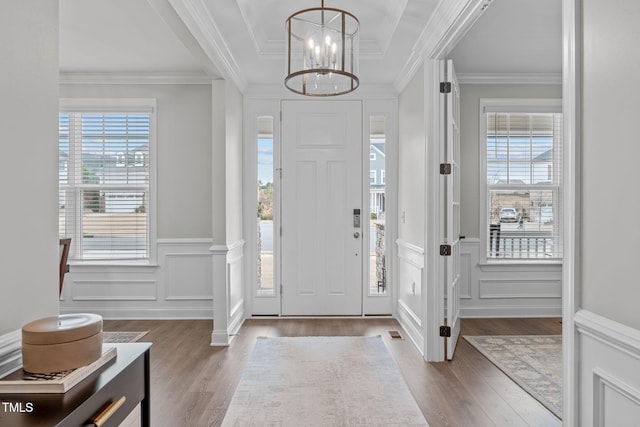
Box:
[499,207,519,223]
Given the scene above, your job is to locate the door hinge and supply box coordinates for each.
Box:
[440,244,452,256]
[440,82,452,94]
[440,163,452,175]
[280,284,283,294]
[280,226,283,237]
[440,325,451,338]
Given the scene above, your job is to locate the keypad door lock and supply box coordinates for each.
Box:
[353,209,361,228]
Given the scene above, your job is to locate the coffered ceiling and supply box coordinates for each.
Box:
[59,0,562,89]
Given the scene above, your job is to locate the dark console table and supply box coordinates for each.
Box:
[0,343,151,427]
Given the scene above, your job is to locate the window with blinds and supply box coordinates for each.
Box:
[482,99,563,260]
[59,104,153,261]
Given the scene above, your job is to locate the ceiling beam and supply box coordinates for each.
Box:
[393,0,493,93]
[152,0,248,91]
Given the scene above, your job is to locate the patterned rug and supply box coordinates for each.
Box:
[221,336,429,426]
[463,335,562,419]
[103,331,149,343]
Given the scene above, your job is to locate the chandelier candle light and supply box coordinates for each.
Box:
[285,0,360,96]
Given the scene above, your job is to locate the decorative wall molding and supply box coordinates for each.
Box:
[396,240,425,355]
[0,330,21,379]
[396,239,425,268]
[60,239,214,319]
[71,280,158,301]
[576,310,640,425]
[459,239,562,318]
[211,239,245,346]
[478,279,562,299]
[575,310,640,360]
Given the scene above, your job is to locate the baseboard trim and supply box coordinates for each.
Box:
[397,300,424,355]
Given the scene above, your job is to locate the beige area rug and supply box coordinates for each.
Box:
[221,336,429,427]
[102,331,149,343]
[463,335,562,419]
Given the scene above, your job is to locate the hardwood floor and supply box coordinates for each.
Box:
[103,318,562,427]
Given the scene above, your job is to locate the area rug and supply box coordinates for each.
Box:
[463,335,562,419]
[221,336,429,426]
[102,331,149,343]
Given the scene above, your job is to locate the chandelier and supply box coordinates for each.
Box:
[285,0,360,96]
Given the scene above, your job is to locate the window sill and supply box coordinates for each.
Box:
[479,259,562,272]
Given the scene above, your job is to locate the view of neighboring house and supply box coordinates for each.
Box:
[369,141,385,218]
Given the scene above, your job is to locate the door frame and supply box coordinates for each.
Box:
[421,2,490,362]
[420,4,578,424]
[243,95,398,317]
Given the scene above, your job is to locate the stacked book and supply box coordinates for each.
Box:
[0,345,116,393]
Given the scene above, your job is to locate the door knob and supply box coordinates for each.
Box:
[354,232,360,238]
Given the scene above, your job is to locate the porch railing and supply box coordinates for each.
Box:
[489,224,554,258]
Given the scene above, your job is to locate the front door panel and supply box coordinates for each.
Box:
[281,100,363,315]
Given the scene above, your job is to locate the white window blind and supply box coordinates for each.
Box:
[59,110,151,261]
[484,107,563,260]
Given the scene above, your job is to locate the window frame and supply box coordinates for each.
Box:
[59,98,157,265]
[479,98,563,264]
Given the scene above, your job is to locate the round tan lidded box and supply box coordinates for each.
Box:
[22,313,103,374]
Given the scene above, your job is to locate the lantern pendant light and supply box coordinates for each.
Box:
[285,0,360,96]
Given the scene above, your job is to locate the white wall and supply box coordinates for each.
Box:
[581,0,640,330]
[397,66,426,350]
[59,83,213,239]
[58,83,215,319]
[224,81,244,245]
[0,1,59,335]
[575,1,640,424]
[398,65,426,248]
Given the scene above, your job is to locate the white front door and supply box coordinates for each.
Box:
[281,100,363,316]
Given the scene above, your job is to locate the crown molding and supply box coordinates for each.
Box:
[59,71,215,85]
[456,72,563,85]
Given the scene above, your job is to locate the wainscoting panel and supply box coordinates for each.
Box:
[479,279,562,299]
[396,239,424,354]
[576,310,640,426]
[71,280,157,301]
[164,253,214,300]
[460,239,562,317]
[60,239,214,319]
[210,240,246,346]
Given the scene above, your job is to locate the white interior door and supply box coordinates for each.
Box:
[281,100,363,315]
[443,59,461,359]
